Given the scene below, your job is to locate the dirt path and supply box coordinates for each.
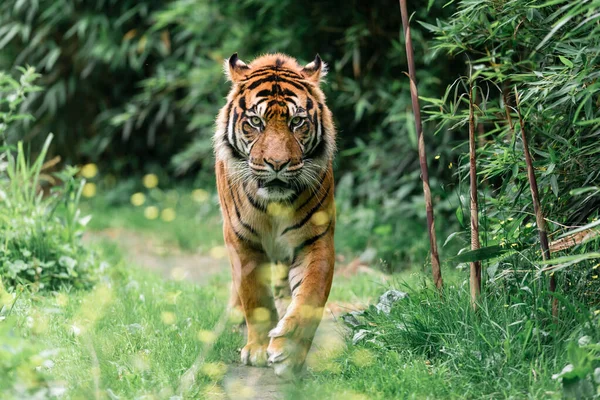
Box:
[87,228,357,400]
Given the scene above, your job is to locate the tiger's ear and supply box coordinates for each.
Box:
[225,53,250,83]
[301,54,327,84]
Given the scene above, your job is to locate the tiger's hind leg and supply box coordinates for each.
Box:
[272,262,292,320]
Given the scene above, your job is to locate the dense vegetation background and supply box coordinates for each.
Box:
[1,0,600,398]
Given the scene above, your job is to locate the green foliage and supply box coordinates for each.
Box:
[0,66,40,141]
[0,69,102,290]
[341,280,596,398]
[0,0,462,267]
[422,0,600,293]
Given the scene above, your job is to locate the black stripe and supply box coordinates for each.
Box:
[243,182,266,212]
[292,220,332,261]
[256,89,271,98]
[291,279,303,294]
[244,66,303,79]
[306,97,313,111]
[247,75,308,92]
[281,184,331,235]
[305,110,318,153]
[282,88,297,97]
[228,181,258,235]
[223,199,262,250]
[244,69,304,81]
[223,102,233,143]
[296,169,328,210]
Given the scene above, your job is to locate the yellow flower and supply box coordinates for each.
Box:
[82,183,97,198]
[161,208,176,222]
[144,206,159,220]
[143,174,159,189]
[192,188,209,203]
[80,163,98,179]
[130,192,146,206]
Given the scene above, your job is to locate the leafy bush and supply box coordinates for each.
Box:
[0,68,104,290]
[421,0,600,291]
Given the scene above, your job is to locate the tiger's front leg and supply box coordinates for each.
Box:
[267,233,334,378]
[226,238,278,367]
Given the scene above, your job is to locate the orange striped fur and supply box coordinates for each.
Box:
[214,53,336,378]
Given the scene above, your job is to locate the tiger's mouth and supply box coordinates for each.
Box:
[259,179,291,190]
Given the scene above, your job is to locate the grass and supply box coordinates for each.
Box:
[2,245,241,398]
[3,195,596,399]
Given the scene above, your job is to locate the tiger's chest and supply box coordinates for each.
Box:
[258,213,295,264]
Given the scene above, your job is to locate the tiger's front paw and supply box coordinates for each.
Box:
[240,341,268,367]
[266,309,322,379]
[266,336,308,380]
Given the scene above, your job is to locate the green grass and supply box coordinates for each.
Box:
[2,250,241,398]
[3,196,596,399]
[83,192,224,253]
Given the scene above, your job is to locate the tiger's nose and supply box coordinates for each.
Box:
[264,158,290,172]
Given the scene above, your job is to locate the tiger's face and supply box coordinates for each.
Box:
[216,53,335,202]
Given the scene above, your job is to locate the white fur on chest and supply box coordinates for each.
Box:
[260,214,294,263]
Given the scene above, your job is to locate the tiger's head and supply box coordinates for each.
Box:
[215,53,336,202]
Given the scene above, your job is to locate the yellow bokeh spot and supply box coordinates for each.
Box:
[267,202,293,218]
[130,192,146,206]
[192,189,210,203]
[144,206,159,220]
[448,162,453,169]
[161,311,176,325]
[166,291,182,305]
[350,348,375,367]
[311,211,329,226]
[226,381,255,399]
[161,208,176,222]
[228,308,244,324]
[143,173,159,189]
[201,362,227,381]
[82,183,97,198]
[435,155,441,160]
[198,330,217,344]
[272,262,288,281]
[252,307,271,322]
[299,305,323,321]
[55,293,68,307]
[170,267,186,281]
[209,246,227,259]
[80,163,98,179]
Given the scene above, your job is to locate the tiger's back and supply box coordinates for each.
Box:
[214,53,336,378]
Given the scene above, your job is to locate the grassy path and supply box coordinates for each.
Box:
[84,218,386,399]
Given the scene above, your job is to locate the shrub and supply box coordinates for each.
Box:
[0,68,104,290]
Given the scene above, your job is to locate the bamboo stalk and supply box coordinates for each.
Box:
[398,0,443,290]
[513,87,557,319]
[469,82,481,309]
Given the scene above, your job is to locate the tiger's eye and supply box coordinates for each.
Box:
[250,116,262,127]
[290,116,303,126]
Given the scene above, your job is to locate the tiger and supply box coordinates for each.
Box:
[213,53,336,379]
